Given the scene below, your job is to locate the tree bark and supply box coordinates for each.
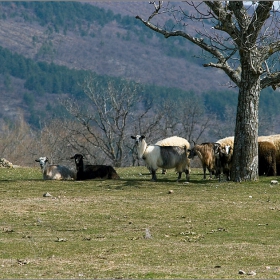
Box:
[231,66,260,181]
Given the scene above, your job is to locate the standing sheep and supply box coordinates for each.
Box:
[155,136,190,174]
[131,135,190,182]
[35,157,76,180]
[258,140,277,176]
[215,136,234,180]
[217,135,278,177]
[214,144,232,181]
[258,134,280,175]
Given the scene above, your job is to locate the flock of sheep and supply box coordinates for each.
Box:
[131,134,280,182]
[35,134,280,182]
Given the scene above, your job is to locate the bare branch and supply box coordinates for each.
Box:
[203,62,241,86]
[246,1,274,44]
[261,71,280,90]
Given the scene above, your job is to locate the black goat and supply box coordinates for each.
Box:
[70,154,120,180]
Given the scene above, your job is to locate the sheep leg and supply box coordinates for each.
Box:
[209,169,213,179]
[184,170,190,182]
[176,172,182,182]
[203,165,207,179]
[151,170,157,181]
[225,170,231,181]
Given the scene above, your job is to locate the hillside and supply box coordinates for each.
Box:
[0,1,234,123]
[0,1,278,135]
[0,2,227,91]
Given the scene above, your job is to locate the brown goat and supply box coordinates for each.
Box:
[188,142,220,179]
[258,141,277,176]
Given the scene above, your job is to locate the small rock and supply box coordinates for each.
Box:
[238,270,246,275]
[56,237,67,242]
[17,259,29,265]
[168,190,174,194]
[144,228,152,239]
[270,180,278,185]
[0,158,13,168]
[247,271,256,276]
[83,236,91,241]
[43,192,52,197]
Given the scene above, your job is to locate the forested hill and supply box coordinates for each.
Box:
[0,1,279,130]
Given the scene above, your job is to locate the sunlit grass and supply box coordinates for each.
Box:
[1,166,280,278]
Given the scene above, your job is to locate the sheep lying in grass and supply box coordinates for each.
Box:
[70,154,120,180]
[35,157,76,180]
[131,135,190,182]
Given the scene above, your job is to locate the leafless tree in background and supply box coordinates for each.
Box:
[180,99,217,143]
[31,119,76,167]
[0,116,34,165]
[159,98,218,143]
[136,1,280,181]
[61,75,221,167]
[61,76,162,167]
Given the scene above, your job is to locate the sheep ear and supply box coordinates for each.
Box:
[131,136,136,139]
[141,135,145,139]
[35,159,39,162]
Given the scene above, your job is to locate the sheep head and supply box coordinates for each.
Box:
[35,157,49,169]
[131,135,145,144]
[70,154,84,166]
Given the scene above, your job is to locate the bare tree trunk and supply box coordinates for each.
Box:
[231,69,260,181]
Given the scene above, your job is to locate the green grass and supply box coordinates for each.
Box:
[1,166,280,278]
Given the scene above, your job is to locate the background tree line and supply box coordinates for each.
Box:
[0,72,276,168]
[0,44,278,132]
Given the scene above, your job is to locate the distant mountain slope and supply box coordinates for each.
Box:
[0,1,278,135]
[0,1,230,93]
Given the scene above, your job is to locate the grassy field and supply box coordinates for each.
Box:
[1,166,280,279]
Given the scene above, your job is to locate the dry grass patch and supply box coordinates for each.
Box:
[1,166,280,278]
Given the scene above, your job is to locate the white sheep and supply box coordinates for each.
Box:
[155,136,190,174]
[155,136,190,148]
[131,135,190,182]
[35,157,76,180]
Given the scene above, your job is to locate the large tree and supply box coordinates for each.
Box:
[136,1,280,181]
